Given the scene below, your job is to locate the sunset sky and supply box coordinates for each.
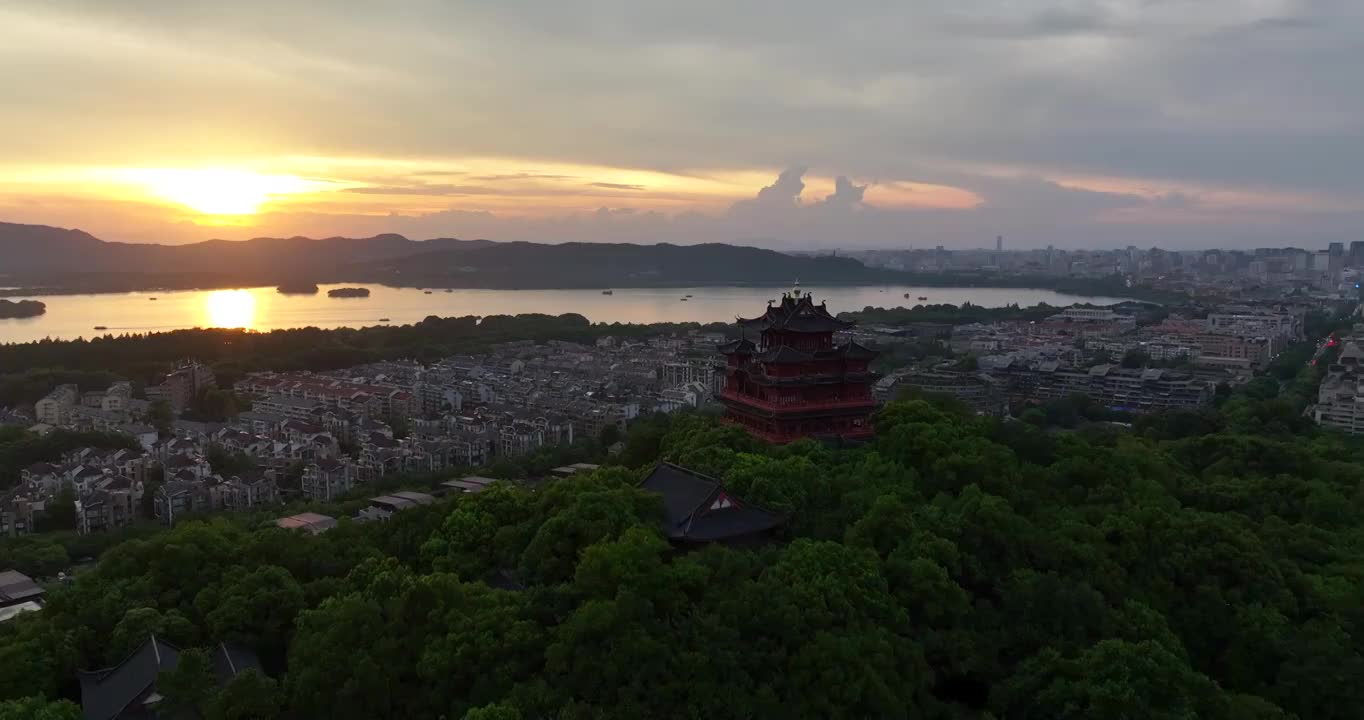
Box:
[1,0,1361,249]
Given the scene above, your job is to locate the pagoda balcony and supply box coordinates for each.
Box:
[747,370,878,386]
[717,389,876,413]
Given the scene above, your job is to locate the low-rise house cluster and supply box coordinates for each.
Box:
[12,331,737,531]
[1312,330,1364,435]
[883,358,1213,416]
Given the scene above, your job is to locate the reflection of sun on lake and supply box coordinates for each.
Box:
[204,290,257,329]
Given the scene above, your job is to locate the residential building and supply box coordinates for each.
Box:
[889,368,1006,415]
[35,384,78,425]
[160,360,217,414]
[153,481,213,526]
[991,362,1213,413]
[301,458,357,501]
[357,491,437,521]
[1312,339,1364,434]
[276,512,337,534]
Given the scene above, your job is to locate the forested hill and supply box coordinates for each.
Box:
[4,389,1363,718]
[355,240,892,287]
[0,222,890,289]
[0,222,482,278]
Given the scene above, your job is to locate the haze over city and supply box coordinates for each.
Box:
[3,0,1361,249]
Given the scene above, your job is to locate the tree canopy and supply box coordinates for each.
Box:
[2,377,1362,717]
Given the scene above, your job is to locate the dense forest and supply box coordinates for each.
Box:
[0,300,45,319]
[3,359,1363,718]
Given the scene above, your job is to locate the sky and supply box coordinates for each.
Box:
[1,0,1361,250]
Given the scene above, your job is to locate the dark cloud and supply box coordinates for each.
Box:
[3,0,1362,248]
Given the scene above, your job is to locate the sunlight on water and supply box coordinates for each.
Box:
[0,284,1134,344]
[203,289,257,329]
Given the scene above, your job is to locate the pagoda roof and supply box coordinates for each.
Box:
[639,463,785,543]
[737,292,853,333]
[717,338,757,355]
[837,340,879,360]
[758,345,816,364]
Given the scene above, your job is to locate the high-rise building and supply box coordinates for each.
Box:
[996,235,1003,253]
[1349,241,1364,267]
[163,360,216,414]
[715,290,879,443]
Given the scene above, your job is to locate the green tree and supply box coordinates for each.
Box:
[106,608,197,664]
[147,400,173,434]
[0,697,81,720]
[463,703,522,720]
[995,639,1227,720]
[158,648,216,718]
[205,669,283,720]
[39,484,78,532]
[195,565,305,659]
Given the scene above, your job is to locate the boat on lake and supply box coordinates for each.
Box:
[93,326,108,330]
[379,318,391,322]
[602,290,613,295]
[424,291,433,294]
[918,296,928,301]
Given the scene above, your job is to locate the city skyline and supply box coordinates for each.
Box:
[2,1,1362,250]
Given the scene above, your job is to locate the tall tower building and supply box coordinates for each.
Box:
[996,235,1004,253]
[716,290,879,443]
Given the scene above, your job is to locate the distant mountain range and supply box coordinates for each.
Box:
[0,222,486,276]
[0,222,895,291]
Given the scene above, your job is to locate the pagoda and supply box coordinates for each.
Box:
[715,288,879,443]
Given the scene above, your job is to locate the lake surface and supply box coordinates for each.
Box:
[0,284,1133,344]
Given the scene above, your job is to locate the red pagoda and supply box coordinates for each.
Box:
[715,289,879,443]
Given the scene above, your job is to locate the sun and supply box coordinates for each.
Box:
[119,168,314,215]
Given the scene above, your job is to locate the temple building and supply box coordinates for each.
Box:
[639,463,784,545]
[716,289,879,443]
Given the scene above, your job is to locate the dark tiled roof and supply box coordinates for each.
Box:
[837,340,880,361]
[638,463,784,543]
[717,338,757,355]
[211,642,262,683]
[78,635,180,720]
[78,637,263,720]
[0,570,44,605]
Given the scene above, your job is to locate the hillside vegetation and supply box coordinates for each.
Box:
[2,383,1361,718]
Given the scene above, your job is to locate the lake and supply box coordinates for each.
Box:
[0,284,1134,344]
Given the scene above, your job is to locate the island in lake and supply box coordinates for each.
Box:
[0,299,46,318]
[328,287,371,298]
[277,282,319,295]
